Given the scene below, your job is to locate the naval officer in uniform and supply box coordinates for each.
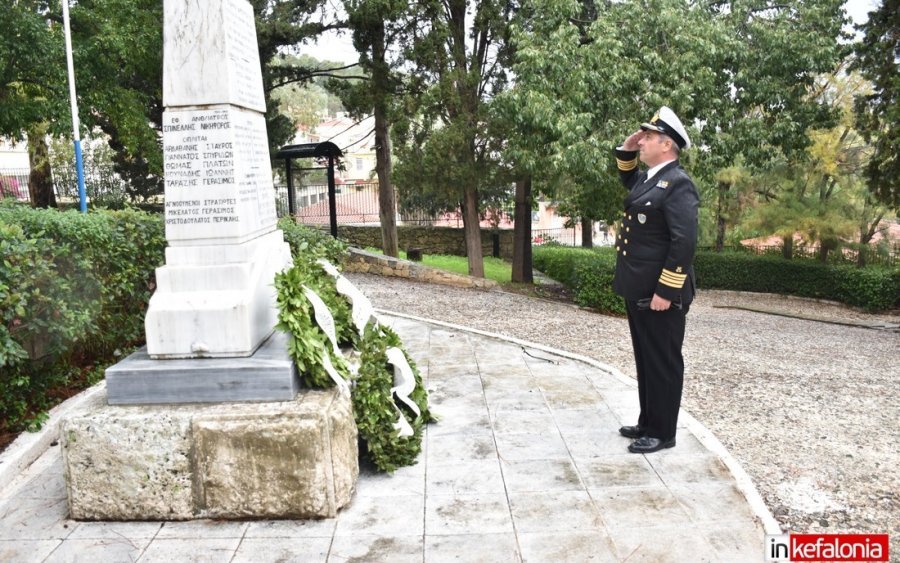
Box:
[612,106,699,454]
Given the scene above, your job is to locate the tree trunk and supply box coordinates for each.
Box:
[372,22,398,257]
[512,176,533,283]
[715,215,725,252]
[462,186,484,278]
[856,245,867,268]
[581,217,593,248]
[818,239,837,263]
[714,181,727,251]
[857,211,884,268]
[27,124,56,209]
[782,235,793,260]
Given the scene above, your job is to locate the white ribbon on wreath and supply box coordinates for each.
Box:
[386,346,421,437]
[302,285,349,394]
[317,258,377,336]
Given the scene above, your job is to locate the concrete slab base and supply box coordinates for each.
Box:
[105,331,298,405]
[60,388,358,521]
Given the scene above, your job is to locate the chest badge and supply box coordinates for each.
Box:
[656,181,669,189]
[638,213,647,224]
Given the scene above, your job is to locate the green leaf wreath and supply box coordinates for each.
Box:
[275,250,433,472]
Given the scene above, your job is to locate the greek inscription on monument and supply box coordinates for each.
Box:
[162,106,275,243]
[163,108,239,232]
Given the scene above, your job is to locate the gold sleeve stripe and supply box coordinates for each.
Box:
[659,277,685,289]
[660,273,686,285]
[616,158,638,171]
[660,269,687,288]
[661,268,687,280]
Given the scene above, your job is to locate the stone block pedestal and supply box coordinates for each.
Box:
[60,388,358,520]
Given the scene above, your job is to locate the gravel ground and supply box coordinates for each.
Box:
[348,272,900,550]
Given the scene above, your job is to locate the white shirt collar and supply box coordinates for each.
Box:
[646,159,676,181]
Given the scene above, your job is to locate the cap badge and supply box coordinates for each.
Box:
[651,111,660,123]
[656,181,669,189]
[638,213,647,224]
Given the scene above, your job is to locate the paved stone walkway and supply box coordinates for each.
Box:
[0,315,769,562]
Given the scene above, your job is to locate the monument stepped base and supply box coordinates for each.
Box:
[106,331,298,405]
[60,388,358,521]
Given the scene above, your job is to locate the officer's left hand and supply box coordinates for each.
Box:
[650,294,671,311]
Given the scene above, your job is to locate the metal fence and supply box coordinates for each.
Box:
[1,166,127,205]
[531,228,579,246]
[0,169,31,201]
[275,182,462,226]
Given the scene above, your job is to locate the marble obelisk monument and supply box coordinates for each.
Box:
[59,0,358,520]
[146,0,291,359]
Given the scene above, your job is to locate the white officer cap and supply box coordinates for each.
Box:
[640,106,691,150]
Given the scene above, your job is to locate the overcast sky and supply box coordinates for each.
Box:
[299,0,882,66]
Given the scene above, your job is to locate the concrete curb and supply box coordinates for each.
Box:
[343,247,499,291]
[0,381,106,493]
[377,308,783,536]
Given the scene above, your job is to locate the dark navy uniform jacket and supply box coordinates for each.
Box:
[611,148,699,305]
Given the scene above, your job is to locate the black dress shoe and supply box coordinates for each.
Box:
[628,436,676,454]
[618,425,645,439]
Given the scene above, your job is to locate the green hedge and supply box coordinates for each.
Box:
[0,211,353,435]
[533,245,899,313]
[0,203,166,431]
[274,219,433,471]
[533,246,626,315]
[278,217,347,265]
[694,251,899,311]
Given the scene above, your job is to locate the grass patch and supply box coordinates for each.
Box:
[364,248,511,283]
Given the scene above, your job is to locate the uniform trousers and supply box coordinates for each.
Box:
[625,300,690,441]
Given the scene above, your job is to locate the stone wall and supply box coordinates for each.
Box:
[337,225,515,260]
[343,248,498,290]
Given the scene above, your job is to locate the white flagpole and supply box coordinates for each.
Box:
[61,0,87,212]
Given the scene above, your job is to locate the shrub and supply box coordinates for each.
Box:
[694,250,899,311]
[0,203,165,432]
[0,204,166,357]
[0,222,97,368]
[533,245,899,313]
[278,217,347,266]
[834,266,899,311]
[533,246,625,315]
[0,222,97,430]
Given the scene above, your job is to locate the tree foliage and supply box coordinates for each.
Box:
[250,0,346,158]
[70,0,165,201]
[271,54,348,132]
[851,0,900,209]
[0,1,65,138]
[502,0,848,252]
[329,0,410,257]
[392,0,517,277]
[747,69,895,263]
